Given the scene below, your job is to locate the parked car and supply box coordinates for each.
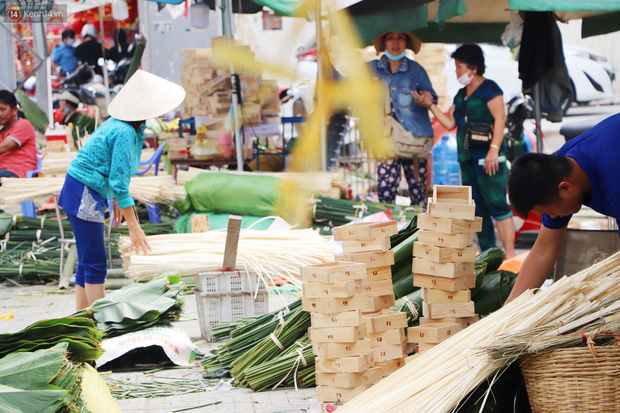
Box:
[445,43,615,114]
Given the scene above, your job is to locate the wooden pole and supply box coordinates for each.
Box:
[222,215,242,270]
[190,214,210,233]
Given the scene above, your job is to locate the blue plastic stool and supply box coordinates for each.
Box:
[20,155,43,217]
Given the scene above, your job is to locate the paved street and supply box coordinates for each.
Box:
[0,285,316,413]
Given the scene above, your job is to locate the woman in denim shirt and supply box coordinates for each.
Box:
[370,31,436,207]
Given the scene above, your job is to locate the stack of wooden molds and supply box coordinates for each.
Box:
[407,185,482,353]
[333,222,408,377]
[302,261,382,411]
[179,41,280,125]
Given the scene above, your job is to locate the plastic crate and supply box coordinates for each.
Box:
[195,270,269,341]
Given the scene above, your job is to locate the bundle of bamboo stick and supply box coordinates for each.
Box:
[118,228,334,288]
[337,251,620,413]
[0,175,184,207]
[39,149,156,175]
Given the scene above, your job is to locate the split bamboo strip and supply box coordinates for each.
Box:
[0,175,185,207]
[337,251,620,413]
[118,228,333,288]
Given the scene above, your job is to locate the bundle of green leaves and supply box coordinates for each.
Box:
[73,275,184,338]
[0,343,86,412]
[0,317,103,362]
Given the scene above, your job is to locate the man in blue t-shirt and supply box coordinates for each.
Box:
[505,113,620,302]
[51,29,78,75]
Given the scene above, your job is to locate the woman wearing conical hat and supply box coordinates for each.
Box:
[59,70,185,310]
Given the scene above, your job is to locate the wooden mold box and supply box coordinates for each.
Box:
[422,288,471,304]
[412,258,475,278]
[300,262,366,284]
[313,338,372,359]
[371,344,406,362]
[311,311,362,328]
[335,250,395,268]
[422,301,476,319]
[316,384,368,403]
[407,323,462,344]
[413,273,476,292]
[417,231,474,249]
[315,354,373,373]
[432,185,472,204]
[413,242,477,263]
[363,294,396,313]
[315,367,383,388]
[418,214,483,234]
[341,237,391,254]
[302,279,365,298]
[366,265,393,281]
[427,200,476,220]
[309,323,368,343]
[363,279,394,297]
[333,221,398,241]
[367,328,406,348]
[419,315,480,328]
[302,295,371,313]
[362,310,408,334]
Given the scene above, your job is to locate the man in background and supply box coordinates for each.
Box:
[51,29,78,75]
[0,90,37,180]
[74,24,104,76]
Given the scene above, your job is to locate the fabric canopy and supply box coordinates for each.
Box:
[342,0,620,45]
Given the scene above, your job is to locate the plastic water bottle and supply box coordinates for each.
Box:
[432,135,460,186]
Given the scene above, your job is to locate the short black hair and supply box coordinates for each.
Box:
[451,44,486,75]
[62,29,75,40]
[0,90,17,108]
[507,153,573,218]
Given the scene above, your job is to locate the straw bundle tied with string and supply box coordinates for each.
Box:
[338,251,620,413]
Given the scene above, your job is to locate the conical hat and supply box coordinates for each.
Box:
[373,31,422,55]
[108,70,186,121]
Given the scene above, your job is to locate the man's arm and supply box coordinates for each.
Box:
[505,225,567,303]
[0,138,18,154]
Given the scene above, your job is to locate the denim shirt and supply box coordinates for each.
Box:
[370,55,436,137]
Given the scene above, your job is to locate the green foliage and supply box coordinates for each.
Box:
[0,343,85,412]
[73,275,184,337]
[16,90,49,133]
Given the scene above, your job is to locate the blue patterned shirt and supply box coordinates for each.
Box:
[67,118,146,209]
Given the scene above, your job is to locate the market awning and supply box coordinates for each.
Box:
[342,0,620,45]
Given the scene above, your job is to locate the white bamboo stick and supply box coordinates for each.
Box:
[338,251,620,413]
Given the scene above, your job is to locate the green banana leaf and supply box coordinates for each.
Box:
[0,317,102,361]
[73,275,184,337]
[0,343,84,412]
[15,90,49,133]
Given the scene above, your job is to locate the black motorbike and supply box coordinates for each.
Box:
[504,95,534,162]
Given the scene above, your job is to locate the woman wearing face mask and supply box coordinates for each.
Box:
[370,31,436,207]
[54,90,95,139]
[414,43,516,258]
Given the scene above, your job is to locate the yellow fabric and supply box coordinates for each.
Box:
[81,363,121,413]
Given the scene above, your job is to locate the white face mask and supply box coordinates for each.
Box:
[457,71,474,86]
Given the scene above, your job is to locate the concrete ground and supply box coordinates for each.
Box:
[0,285,317,413]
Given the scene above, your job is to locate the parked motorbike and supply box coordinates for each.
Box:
[504,95,534,162]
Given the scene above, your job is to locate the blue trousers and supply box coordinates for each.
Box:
[67,212,107,287]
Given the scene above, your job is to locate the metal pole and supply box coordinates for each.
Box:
[33,21,53,125]
[533,82,543,153]
[99,5,111,110]
[222,0,244,171]
[315,0,327,171]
